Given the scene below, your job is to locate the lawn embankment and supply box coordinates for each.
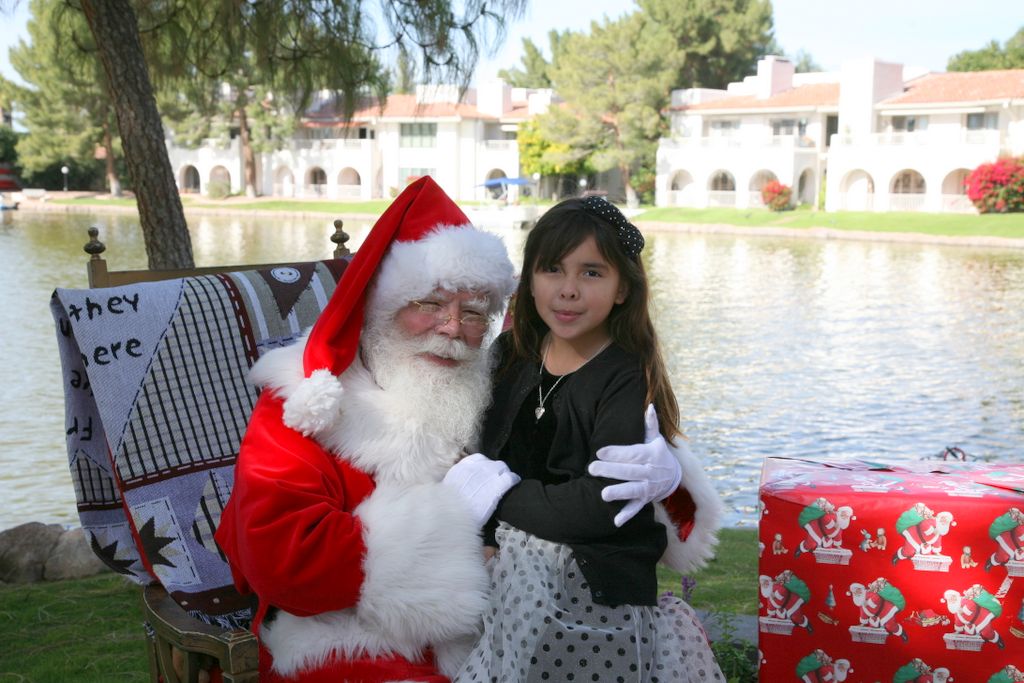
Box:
[0,527,758,682]
[636,206,1024,239]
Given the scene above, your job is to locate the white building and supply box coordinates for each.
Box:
[656,56,1024,213]
[166,80,555,202]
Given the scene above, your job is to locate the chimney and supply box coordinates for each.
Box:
[756,56,795,99]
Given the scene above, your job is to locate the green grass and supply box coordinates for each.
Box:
[0,528,757,681]
[0,573,148,683]
[659,527,758,616]
[636,206,1024,239]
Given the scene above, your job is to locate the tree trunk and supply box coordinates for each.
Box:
[80,0,194,269]
[102,122,122,197]
[238,106,258,198]
[622,165,638,208]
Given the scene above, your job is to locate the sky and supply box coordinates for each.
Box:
[2,1,1023,90]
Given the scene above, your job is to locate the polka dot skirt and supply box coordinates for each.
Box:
[454,524,724,683]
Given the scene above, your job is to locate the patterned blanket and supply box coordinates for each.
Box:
[51,260,347,628]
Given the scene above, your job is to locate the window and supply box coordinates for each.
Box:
[708,120,739,137]
[891,115,928,132]
[400,123,437,147]
[966,113,998,130]
[771,119,801,136]
[399,168,435,184]
[892,170,925,194]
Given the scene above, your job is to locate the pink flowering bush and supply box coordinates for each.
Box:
[965,157,1024,213]
[761,180,793,211]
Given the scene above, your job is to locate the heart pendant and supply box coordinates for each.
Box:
[535,406,545,420]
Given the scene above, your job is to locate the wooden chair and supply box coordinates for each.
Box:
[84,220,352,287]
[55,220,354,683]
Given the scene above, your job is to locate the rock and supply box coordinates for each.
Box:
[44,527,110,580]
[0,522,64,583]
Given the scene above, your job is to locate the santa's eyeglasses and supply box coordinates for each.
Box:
[408,300,492,335]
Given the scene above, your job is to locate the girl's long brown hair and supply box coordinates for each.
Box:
[510,198,682,443]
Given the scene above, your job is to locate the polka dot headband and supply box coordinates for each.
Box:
[580,196,645,259]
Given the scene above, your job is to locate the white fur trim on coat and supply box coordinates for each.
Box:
[260,482,489,677]
[656,441,724,574]
[368,225,516,319]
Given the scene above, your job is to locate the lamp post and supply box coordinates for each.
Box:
[61,165,69,192]
[578,177,588,196]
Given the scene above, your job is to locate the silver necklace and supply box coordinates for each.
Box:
[535,338,612,421]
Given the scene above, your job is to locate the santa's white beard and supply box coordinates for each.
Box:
[354,315,494,464]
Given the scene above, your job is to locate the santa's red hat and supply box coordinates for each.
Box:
[277,176,515,436]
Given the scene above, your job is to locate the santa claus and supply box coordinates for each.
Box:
[215,177,690,682]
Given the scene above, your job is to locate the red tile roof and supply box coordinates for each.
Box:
[675,83,840,111]
[881,70,1024,105]
[303,91,529,126]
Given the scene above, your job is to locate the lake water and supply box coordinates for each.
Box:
[2,209,1023,530]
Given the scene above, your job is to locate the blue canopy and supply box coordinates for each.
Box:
[481,176,532,187]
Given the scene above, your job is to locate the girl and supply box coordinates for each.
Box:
[453,197,724,682]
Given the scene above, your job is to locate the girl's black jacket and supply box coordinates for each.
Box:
[479,332,667,607]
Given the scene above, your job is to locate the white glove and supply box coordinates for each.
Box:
[588,404,682,527]
[443,453,521,528]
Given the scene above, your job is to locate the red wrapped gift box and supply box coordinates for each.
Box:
[758,457,1024,682]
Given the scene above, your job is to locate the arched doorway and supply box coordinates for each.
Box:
[942,168,973,213]
[708,170,736,207]
[748,170,777,207]
[274,167,295,197]
[306,167,327,197]
[889,169,926,211]
[669,170,694,206]
[180,166,200,193]
[797,168,815,206]
[839,170,874,211]
[208,166,231,197]
[337,167,361,200]
[485,169,508,200]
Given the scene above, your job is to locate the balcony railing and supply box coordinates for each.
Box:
[708,190,736,207]
[831,130,1001,148]
[337,184,362,200]
[662,134,817,150]
[941,194,976,214]
[484,140,515,151]
[887,193,927,212]
[839,193,875,211]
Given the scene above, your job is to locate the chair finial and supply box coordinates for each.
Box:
[85,227,106,259]
[331,219,350,257]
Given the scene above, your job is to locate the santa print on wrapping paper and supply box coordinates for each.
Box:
[892,658,952,683]
[794,497,854,565]
[794,648,851,683]
[942,583,1006,650]
[892,502,956,572]
[759,569,814,635]
[985,507,1024,575]
[988,665,1024,683]
[847,576,908,643]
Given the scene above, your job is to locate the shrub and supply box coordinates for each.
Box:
[761,180,792,211]
[965,156,1024,213]
[206,179,231,199]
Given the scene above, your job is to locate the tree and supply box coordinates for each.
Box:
[498,31,566,88]
[9,0,123,195]
[393,49,417,95]
[542,12,679,206]
[77,0,193,268]
[3,0,527,268]
[516,117,588,177]
[638,0,775,89]
[948,27,1024,71]
[791,49,821,73]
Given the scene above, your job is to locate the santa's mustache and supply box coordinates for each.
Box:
[418,334,477,362]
